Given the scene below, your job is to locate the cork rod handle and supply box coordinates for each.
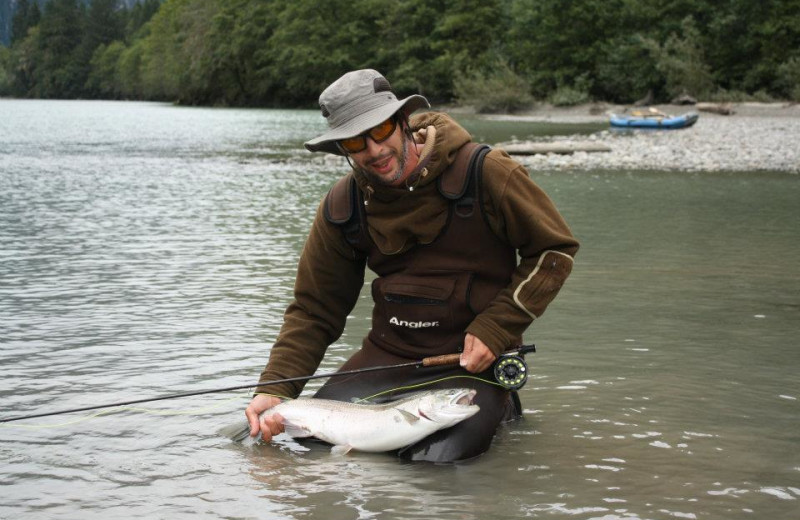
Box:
[421,353,462,367]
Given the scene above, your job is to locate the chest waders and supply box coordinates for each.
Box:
[315,143,525,462]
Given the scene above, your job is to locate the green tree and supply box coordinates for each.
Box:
[742,0,800,94]
[11,0,42,45]
[5,0,800,105]
[204,0,281,105]
[8,26,41,96]
[137,0,220,102]
[79,0,126,97]
[506,0,625,97]
[117,37,146,98]
[126,0,162,40]
[428,0,505,100]
[84,0,124,50]
[368,0,506,102]
[775,56,800,101]
[86,40,126,98]
[453,59,533,112]
[368,0,444,97]
[260,0,376,106]
[0,45,12,94]
[703,0,766,92]
[594,35,662,103]
[643,16,714,99]
[33,0,85,98]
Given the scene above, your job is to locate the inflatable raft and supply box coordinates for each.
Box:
[610,111,699,129]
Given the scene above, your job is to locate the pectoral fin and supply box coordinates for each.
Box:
[331,444,353,456]
[282,420,313,438]
[397,409,420,424]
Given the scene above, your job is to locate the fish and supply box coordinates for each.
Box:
[261,388,479,455]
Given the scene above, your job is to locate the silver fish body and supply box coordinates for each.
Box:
[264,388,479,454]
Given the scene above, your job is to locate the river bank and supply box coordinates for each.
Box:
[477,102,800,173]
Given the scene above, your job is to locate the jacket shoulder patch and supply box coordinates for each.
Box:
[324,173,356,225]
[438,143,491,200]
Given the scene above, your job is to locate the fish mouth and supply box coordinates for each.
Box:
[451,389,477,407]
[419,389,479,423]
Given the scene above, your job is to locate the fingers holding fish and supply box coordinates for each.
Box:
[245,394,283,440]
[259,412,285,442]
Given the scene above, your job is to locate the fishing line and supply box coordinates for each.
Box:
[352,375,505,404]
[1,377,500,431]
[2,375,489,431]
[0,362,428,425]
[0,393,255,430]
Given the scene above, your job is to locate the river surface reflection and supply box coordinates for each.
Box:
[1,100,798,519]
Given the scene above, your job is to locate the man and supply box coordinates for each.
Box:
[245,69,579,462]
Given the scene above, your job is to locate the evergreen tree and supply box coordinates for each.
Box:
[84,0,123,50]
[126,0,162,40]
[205,0,280,105]
[3,0,799,105]
[79,0,125,96]
[11,0,42,45]
[34,0,85,98]
[11,0,32,44]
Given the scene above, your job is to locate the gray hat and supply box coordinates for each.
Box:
[304,69,430,155]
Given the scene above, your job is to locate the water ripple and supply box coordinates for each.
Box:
[2,100,799,520]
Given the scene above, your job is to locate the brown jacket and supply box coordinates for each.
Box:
[258,112,579,398]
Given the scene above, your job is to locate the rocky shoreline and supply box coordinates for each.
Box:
[485,103,800,173]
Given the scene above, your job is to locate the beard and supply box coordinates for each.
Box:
[359,132,409,186]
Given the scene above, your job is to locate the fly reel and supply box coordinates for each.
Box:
[493,344,535,390]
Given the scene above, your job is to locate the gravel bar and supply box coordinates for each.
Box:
[492,103,800,173]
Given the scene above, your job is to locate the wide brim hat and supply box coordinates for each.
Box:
[304,69,430,156]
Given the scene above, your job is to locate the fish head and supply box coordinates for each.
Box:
[416,388,480,428]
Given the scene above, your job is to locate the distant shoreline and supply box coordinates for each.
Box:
[446,101,800,122]
[3,96,797,119]
[2,97,797,173]
[449,102,800,173]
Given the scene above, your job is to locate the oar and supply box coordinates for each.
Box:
[0,352,467,424]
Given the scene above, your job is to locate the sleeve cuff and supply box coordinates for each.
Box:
[465,317,516,357]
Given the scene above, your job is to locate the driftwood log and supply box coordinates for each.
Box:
[498,141,612,155]
[696,102,735,115]
[672,93,698,105]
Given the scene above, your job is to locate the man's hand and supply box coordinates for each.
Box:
[460,333,497,373]
[245,394,284,442]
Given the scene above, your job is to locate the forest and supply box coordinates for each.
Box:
[1,0,799,110]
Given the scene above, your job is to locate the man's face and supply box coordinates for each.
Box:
[347,120,412,187]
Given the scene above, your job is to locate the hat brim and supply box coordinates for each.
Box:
[304,95,430,155]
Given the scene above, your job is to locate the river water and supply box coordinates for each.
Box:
[1,100,798,520]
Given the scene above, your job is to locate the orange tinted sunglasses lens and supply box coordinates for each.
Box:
[339,136,365,154]
[338,118,397,153]
[370,118,397,141]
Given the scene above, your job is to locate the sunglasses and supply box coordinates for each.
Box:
[338,117,398,154]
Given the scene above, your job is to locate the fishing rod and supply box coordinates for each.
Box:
[0,344,535,424]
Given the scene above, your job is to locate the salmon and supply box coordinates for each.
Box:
[264,388,479,455]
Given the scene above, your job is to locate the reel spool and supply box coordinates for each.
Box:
[493,345,535,390]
